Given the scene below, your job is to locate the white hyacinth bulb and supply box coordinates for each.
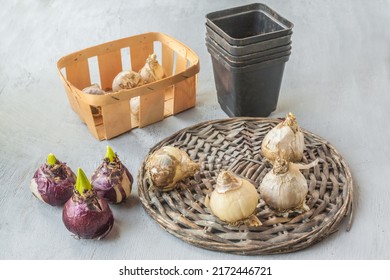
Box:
[206,171,261,226]
[260,158,318,214]
[139,53,166,84]
[112,70,143,92]
[261,113,305,162]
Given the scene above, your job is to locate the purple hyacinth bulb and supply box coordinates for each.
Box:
[91,146,133,204]
[30,153,76,206]
[62,168,114,239]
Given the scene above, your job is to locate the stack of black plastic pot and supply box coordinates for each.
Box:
[206,3,294,117]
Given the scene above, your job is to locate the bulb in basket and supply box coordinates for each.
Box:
[82,84,106,116]
[139,53,166,83]
[112,53,166,121]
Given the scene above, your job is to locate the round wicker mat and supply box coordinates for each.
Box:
[138,118,354,255]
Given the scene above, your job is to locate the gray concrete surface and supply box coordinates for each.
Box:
[0,0,389,259]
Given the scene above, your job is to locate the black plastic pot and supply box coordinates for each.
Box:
[206,3,294,46]
[206,37,291,67]
[209,50,289,117]
[206,27,292,62]
[206,25,292,56]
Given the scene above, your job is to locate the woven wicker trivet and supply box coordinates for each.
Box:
[138,118,354,255]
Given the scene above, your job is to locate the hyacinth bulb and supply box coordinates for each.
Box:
[62,168,114,240]
[139,53,166,84]
[261,113,305,162]
[260,158,318,214]
[82,84,106,95]
[91,146,133,204]
[206,171,261,226]
[146,146,200,192]
[30,153,76,206]
[112,70,143,92]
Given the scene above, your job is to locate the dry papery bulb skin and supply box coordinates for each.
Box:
[132,54,166,120]
[261,112,305,163]
[259,157,319,216]
[146,146,200,192]
[112,70,143,92]
[139,53,166,84]
[113,54,166,120]
[206,171,262,227]
[130,96,140,120]
[82,84,106,95]
[82,84,106,115]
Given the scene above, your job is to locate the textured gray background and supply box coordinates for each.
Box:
[0,0,389,259]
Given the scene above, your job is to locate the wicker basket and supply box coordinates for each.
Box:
[57,32,200,140]
[138,118,354,255]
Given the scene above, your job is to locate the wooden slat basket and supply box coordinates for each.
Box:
[57,32,200,140]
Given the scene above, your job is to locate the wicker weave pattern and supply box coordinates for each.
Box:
[138,118,354,255]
